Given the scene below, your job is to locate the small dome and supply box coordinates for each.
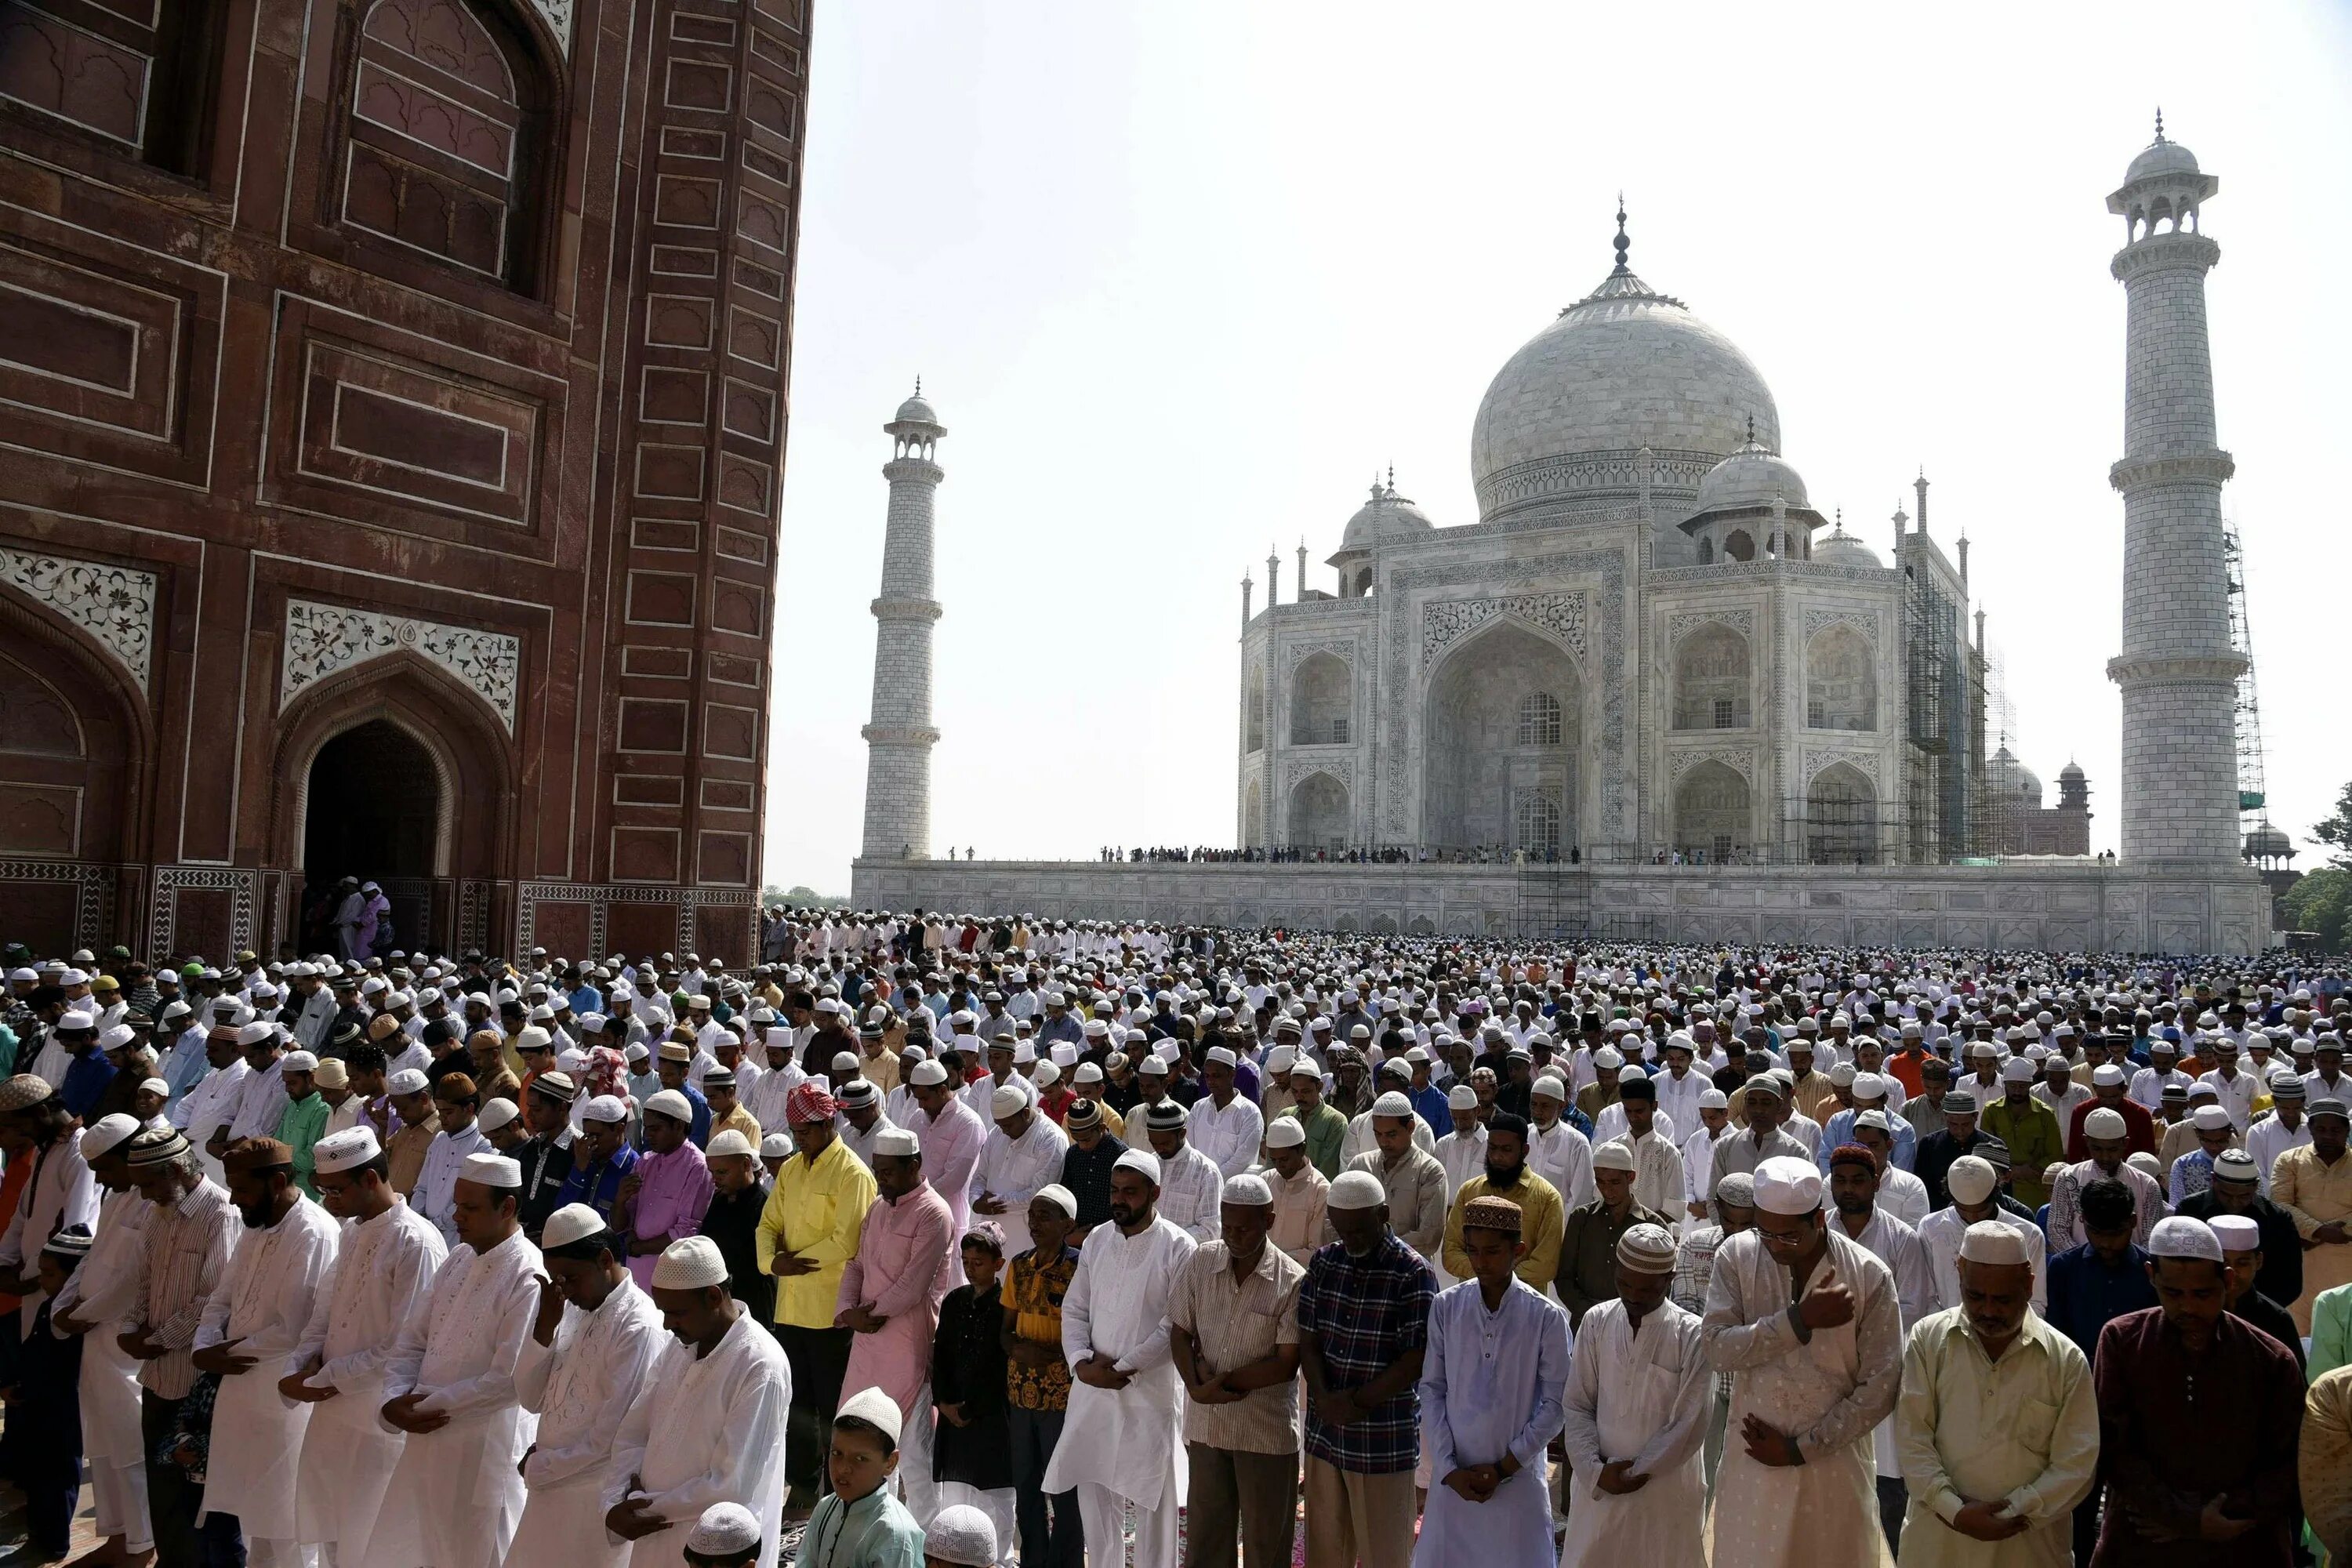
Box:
[2015,764,2044,805]
[2057,760,2086,782]
[892,390,940,426]
[2244,824,2294,861]
[1338,477,1434,554]
[1812,521,1882,568]
[2126,136,2201,183]
[1690,436,1809,517]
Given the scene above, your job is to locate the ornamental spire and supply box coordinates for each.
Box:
[1611,193,1630,275]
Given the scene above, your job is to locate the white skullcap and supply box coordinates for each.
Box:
[1958,1220,2032,1267]
[138,1076,170,1098]
[837,1385,903,1444]
[909,1059,949,1087]
[1592,1141,1637,1173]
[235,1021,274,1047]
[1852,1073,1888,1102]
[2001,1057,2037,1083]
[2209,1213,2262,1254]
[1327,1170,1387,1211]
[1222,1172,1272,1205]
[1446,1083,1479,1110]
[2147,1215,2223,1263]
[1112,1148,1161,1184]
[706,1129,756,1159]
[1697,1087,1730,1111]
[313,1125,382,1174]
[991,1084,1029,1120]
[1828,1062,1858,1087]
[1264,1116,1305,1149]
[2091,1064,2128,1087]
[873,1127,921,1159]
[2126,1150,2165,1180]
[388,1068,430,1095]
[1205,1045,1236,1068]
[643,1089,692,1123]
[649,1235,729,1290]
[922,1502,999,1566]
[83,1112,143,1160]
[1751,1156,1824,1217]
[1034,1183,1078,1218]
[1531,1075,1566,1102]
[478,1098,520,1133]
[1946,1155,1998,1206]
[1370,1091,1414,1119]
[760,1132,794,1159]
[2082,1107,2128,1140]
[580,1094,630,1124]
[541,1203,608,1250]
[281,1048,320,1073]
[459,1152,521,1189]
[684,1501,764,1555]
[2190,1105,2233,1132]
[1855,1109,1895,1134]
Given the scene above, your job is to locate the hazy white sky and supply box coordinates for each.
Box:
[764,2,2352,894]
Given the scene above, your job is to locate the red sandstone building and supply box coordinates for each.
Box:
[0,0,806,962]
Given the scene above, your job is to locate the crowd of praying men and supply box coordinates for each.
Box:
[0,920,2348,1568]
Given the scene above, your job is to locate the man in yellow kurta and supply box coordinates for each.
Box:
[2272,1097,2352,1334]
[1893,1221,2098,1566]
[1441,1112,1562,1290]
[754,1080,877,1515]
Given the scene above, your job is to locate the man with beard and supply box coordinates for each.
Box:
[506,1203,666,1568]
[603,1236,793,1567]
[45,1113,152,1563]
[284,1126,448,1568]
[1893,1221,2097,1567]
[1712,1077,1810,1199]
[191,1137,339,1566]
[365,1152,543,1568]
[1442,1113,1561,1290]
[1826,1142,1936,1553]
[1040,1149,1198,1568]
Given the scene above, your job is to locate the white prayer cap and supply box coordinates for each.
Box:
[1592,1140,1637,1173]
[1697,1087,1730,1111]
[235,1021,274,1048]
[1446,1083,1478,1110]
[542,1203,609,1250]
[459,1152,521,1189]
[137,1076,169,1099]
[1827,1062,1857,1087]
[1855,1109,1895,1134]
[643,1089,692,1123]
[760,1132,793,1159]
[1222,1172,1273,1205]
[909,1059,949,1087]
[2082,1107,2129,1140]
[991,1084,1029,1120]
[1751,1156,1824,1217]
[2190,1105,2234,1132]
[706,1129,755,1160]
[1327,1170,1387,1211]
[1370,1091,1414,1120]
[649,1235,729,1290]
[836,1386,903,1445]
[1958,1221,2031,1267]
[2147,1215,2223,1263]
[2000,1057,2036,1083]
[83,1112,143,1160]
[1264,1116,1305,1149]
[1288,1057,1323,1080]
[580,1094,630,1125]
[1112,1148,1161,1184]
[388,1068,430,1095]
[1530,1075,1566,1102]
[873,1127,921,1159]
[1851,1073,1888,1102]
[100,1023,136,1052]
[1617,1222,1677,1273]
[764,1026,794,1052]
[923,1503,998,1567]
[1205,1045,1236,1068]
[2090,1064,2128,1087]
[684,1502,764,1556]
[478,1098,520,1133]
[1946,1155,1998,1206]
[1034,1183,1078,1218]
[2209,1213,2262,1254]
[2126,1151,2165,1181]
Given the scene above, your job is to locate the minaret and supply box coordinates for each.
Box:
[1266,545,1280,607]
[2103,116,2244,864]
[1295,539,1308,602]
[859,383,946,861]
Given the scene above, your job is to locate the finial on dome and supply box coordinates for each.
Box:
[914,375,922,395]
[1386,463,1396,495]
[2153,107,2165,143]
[1746,412,1755,445]
[1611,194,1629,276]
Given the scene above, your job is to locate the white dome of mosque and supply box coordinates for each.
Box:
[2125,129,2201,183]
[890,385,941,426]
[1471,208,1779,521]
[1338,475,1434,553]
[1812,516,1882,568]
[1690,434,1809,516]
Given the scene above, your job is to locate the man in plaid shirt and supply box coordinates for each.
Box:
[1297,1169,1434,1568]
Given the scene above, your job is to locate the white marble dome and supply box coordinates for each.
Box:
[892,390,941,426]
[1690,437,1809,515]
[2126,135,2201,183]
[1812,520,1882,568]
[1471,256,1779,523]
[1339,480,1434,553]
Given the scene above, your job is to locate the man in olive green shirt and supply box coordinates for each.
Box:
[1279,1058,1350,1180]
[1555,1140,1668,1328]
[1980,1061,2065,1209]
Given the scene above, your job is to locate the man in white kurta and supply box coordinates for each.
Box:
[191,1136,341,1566]
[1185,1048,1265,1178]
[508,1203,669,1568]
[1915,1155,2047,1314]
[285,1125,449,1567]
[366,1152,546,1568]
[1829,1140,1939,1550]
[45,1113,153,1559]
[972,1090,1071,1263]
[1703,1155,1902,1568]
[1526,1077,1597,1212]
[1041,1147,1199,1568]
[1559,1223,1711,1566]
[0,1076,100,1334]
[1142,1102,1225,1244]
[601,1235,793,1568]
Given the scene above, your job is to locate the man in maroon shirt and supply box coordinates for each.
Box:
[2067,1064,2158,1163]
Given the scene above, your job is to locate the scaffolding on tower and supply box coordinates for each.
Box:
[2222,514,2270,840]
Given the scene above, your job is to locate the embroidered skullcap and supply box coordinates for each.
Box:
[630,1087,689,1127]
[829,1051,861,1074]
[1946,1155,1998,1206]
[2209,1212,2262,1254]
[2271,1073,2307,1098]
[1940,1089,1978,1115]
[459,1151,521,1189]
[1222,1172,1273,1206]
[83,1112,142,1161]
[909,1059,949,1087]
[477,1098,521,1133]
[55,1009,97,1033]
[1112,1148,1161,1184]
[1617,1221,1678,1273]
[312,1125,381,1174]
[1461,1193,1523,1236]
[1958,1221,2031,1267]
[1592,1140,1638,1173]
[1369,1091,1414,1120]
[1063,1096,1104,1131]
[0,1075,51,1113]
[872,1127,921,1159]
[2312,1097,2351,1123]
[2082,1107,2128,1140]
[1143,1099,1188,1132]
[387,1068,430,1096]
[531,1070,578,1104]
[1752,1156,1824,1217]
[541,1203,609,1250]
[2212,1149,2260,1185]
[1826,1142,1875,1174]
[683,1501,764,1556]
[651,1234,729,1290]
[1263,1116,1305,1149]
[1827,1062,1858,1087]
[1138,1056,1171,1077]
[1034,1183,1078,1218]
[1446,1083,1479,1110]
[836,1386,903,1446]
[760,1132,793,1158]
[1714,1171,1755,1207]
[124,1127,190,1167]
[705,1129,756,1160]
[1327,1169,1387,1211]
[2147,1214,2223,1263]
[1850,1109,1893,1136]
[658,1040,693,1063]
[922,1503,998,1567]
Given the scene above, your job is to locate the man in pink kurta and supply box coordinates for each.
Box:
[835,1126,956,1526]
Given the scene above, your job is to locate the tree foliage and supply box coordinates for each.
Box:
[2281,868,2352,950]
[2316,780,2352,869]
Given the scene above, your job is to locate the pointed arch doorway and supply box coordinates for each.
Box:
[300,720,442,954]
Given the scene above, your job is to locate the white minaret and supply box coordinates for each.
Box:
[2103,116,2244,864]
[859,384,946,861]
